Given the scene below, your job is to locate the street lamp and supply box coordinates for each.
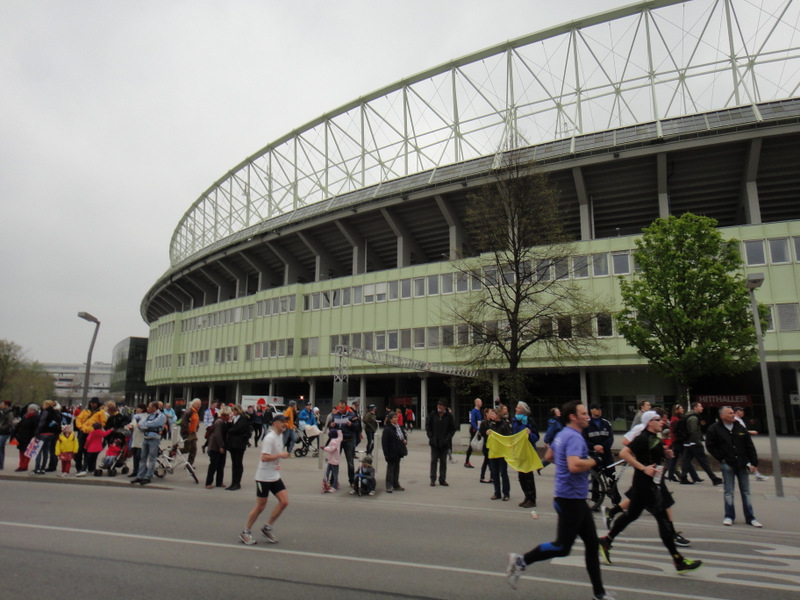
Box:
[745,273,784,497]
[77,311,100,409]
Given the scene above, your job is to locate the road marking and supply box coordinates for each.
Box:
[0,520,736,600]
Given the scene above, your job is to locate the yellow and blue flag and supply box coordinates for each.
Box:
[486,430,543,473]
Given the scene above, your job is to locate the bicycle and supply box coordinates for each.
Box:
[154,439,199,484]
[586,458,628,511]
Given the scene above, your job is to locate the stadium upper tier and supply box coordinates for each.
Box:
[143,0,800,323]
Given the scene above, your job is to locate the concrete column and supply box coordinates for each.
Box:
[420,376,428,425]
[360,376,367,407]
[492,372,500,401]
[309,379,317,406]
[580,367,588,404]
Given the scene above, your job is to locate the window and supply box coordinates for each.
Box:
[769,238,790,264]
[573,255,589,278]
[413,277,425,297]
[387,330,398,350]
[456,272,469,292]
[375,331,386,351]
[557,316,572,338]
[388,280,399,300]
[352,285,362,304]
[321,291,330,309]
[363,283,375,303]
[575,314,592,337]
[472,325,484,344]
[351,333,361,348]
[612,251,630,275]
[794,237,800,262]
[330,335,339,354]
[776,303,800,331]
[471,271,482,291]
[340,334,349,348]
[277,339,286,356]
[502,266,516,285]
[441,273,453,294]
[427,327,439,348]
[765,306,775,332]
[441,325,454,346]
[400,329,411,349]
[484,266,498,287]
[592,253,609,277]
[270,340,277,358]
[427,275,439,295]
[554,257,569,280]
[536,260,551,281]
[376,282,387,302]
[597,313,614,337]
[401,278,412,298]
[413,327,425,348]
[342,287,351,306]
[744,240,765,266]
[457,324,469,345]
[311,292,320,310]
[363,332,373,350]
[539,317,553,338]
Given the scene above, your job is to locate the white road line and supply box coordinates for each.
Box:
[0,520,734,600]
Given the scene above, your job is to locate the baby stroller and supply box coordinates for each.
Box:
[293,424,321,457]
[95,429,132,477]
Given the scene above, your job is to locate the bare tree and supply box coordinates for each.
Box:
[448,162,607,400]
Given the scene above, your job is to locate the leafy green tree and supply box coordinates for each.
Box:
[617,213,762,400]
[0,339,54,406]
[449,163,606,401]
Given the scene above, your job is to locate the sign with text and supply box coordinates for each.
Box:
[694,394,752,407]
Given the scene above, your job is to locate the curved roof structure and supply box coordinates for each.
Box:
[143,0,800,323]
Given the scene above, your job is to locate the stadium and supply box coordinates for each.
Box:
[142,0,800,433]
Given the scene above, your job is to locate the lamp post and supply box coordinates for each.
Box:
[78,311,101,409]
[745,273,784,497]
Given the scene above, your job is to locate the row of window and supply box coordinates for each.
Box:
[743,237,800,267]
[152,321,175,340]
[152,302,800,370]
[301,253,636,312]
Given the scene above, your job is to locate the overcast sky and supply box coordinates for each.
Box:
[0,0,630,365]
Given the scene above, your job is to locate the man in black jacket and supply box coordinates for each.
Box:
[705,406,762,528]
[426,400,456,486]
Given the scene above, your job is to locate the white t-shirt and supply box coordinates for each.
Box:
[254,429,283,482]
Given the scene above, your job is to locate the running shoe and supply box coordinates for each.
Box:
[598,536,613,565]
[723,517,733,526]
[505,553,525,590]
[754,473,769,481]
[675,558,702,573]
[239,530,256,545]
[592,594,617,600]
[261,523,278,543]
[674,532,691,547]
[749,519,763,528]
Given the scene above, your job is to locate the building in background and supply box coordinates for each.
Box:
[110,337,150,406]
[140,1,800,433]
[43,361,113,406]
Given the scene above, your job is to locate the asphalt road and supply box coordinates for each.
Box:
[2,438,799,600]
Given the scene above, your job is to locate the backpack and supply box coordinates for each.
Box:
[672,415,689,444]
[204,422,214,440]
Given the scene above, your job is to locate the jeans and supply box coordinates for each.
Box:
[205,449,227,487]
[283,428,296,454]
[326,464,340,489]
[0,434,9,469]
[341,438,356,485]
[681,443,717,481]
[35,435,55,472]
[365,431,375,456]
[385,460,401,490]
[720,462,756,524]
[138,437,160,480]
[430,446,448,483]
[489,457,510,497]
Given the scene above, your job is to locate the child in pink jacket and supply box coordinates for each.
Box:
[322,429,342,492]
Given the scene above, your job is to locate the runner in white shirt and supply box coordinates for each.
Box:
[240,414,290,545]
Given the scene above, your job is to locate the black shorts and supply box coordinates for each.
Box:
[256,479,286,498]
